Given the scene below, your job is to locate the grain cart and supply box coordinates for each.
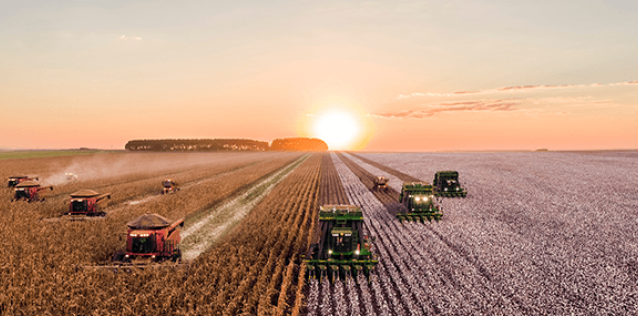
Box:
[162,179,180,195]
[66,190,111,217]
[7,175,38,188]
[113,213,184,265]
[396,182,443,223]
[12,181,52,202]
[304,205,378,283]
[433,171,467,197]
[373,176,389,192]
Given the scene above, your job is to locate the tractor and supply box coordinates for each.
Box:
[162,179,180,195]
[396,182,443,223]
[65,173,78,182]
[304,205,378,283]
[433,171,467,197]
[373,176,389,192]
[7,175,38,188]
[113,213,184,265]
[12,181,52,202]
[66,190,111,217]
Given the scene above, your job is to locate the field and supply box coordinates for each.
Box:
[1,150,637,315]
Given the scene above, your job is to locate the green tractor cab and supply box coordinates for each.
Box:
[304,205,378,283]
[433,171,467,197]
[396,182,443,223]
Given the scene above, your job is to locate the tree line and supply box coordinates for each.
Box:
[125,137,328,152]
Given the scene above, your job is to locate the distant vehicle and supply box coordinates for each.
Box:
[7,175,38,188]
[65,173,78,181]
[372,176,389,192]
[433,171,467,197]
[12,181,52,202]
[162,179,180,195]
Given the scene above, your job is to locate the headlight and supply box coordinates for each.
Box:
[355,250,360,255]
[415,197,420,202]
[456,187,460,191]
[423,197,428,202]
[328,249,332,254]
[444,188,448,191]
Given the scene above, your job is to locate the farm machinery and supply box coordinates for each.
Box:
[396,182,443,223]
[66,190,111,217]
[65,173,78,181]
[433,171,466,197]
[12,181,52,202]
[113,213,184,265]
[304,205,378,283]
[162,179,180,195]
[7,175,38,188]
[373,176,389,192]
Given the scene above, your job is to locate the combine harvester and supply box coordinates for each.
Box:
[11,181,52,202]
[433,171,467,197]
[7,175,38,188]
[65,190,111,217]
[162,179,180,195]
[372,176,389,192]
[112,213,184,266]
[304,205,378,283]
[396,182,443,223]
[65,173,78,182]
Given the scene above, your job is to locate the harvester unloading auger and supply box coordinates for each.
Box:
[433,171,467,197]
[396,182,443,223]
[112,213,184,266]
[7,175,39,188]
[11,181,52,202]
[65,190,111,217]
[304,205,378,283]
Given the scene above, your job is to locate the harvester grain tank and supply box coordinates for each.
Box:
[113,213,184,264]
[305,205,378,283]
[162,179,180,195]
[396,182,443,223]
[66,190,111,217]
[12,181,52,202]
[373,176,389,192]
[7,175,38,188]
[433,171,467,197]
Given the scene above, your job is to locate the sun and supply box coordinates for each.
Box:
[313,111,360,150]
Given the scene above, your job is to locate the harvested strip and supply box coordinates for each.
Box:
[180,154,309,260]
[349,152,422,183]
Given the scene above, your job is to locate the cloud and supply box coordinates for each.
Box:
[117,35,142,41]
[371,99,521,119]
[397,80,638,99]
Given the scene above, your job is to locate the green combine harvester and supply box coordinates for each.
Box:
[397,182,443,223]
[304,205,378,283]
[433,171,467,197]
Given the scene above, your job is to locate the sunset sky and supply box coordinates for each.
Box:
[1,1,637,151]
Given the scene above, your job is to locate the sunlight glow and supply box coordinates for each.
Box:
[313,111,360,150]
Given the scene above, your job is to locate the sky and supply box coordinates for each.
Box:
[1,0,637,151]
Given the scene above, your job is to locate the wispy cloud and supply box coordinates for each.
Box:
[117,35,142,41]
[397,80,638,99]
[371,100,521,119]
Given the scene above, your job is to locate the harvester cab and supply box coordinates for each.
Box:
[305,205,378,283]
[397,182,443,223]
[12,181,52,202]
[7,175,38,188]
[162,179,180,195]
[113,213,184,264]
[433,171,467,197]
[66,190,111,217]
[373,176,389,192]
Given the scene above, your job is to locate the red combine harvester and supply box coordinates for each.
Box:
[66,190,112,217]
[113,213,184,264]
[12,181,52,202]
[162,179,180,194]
[7,175,39,188]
